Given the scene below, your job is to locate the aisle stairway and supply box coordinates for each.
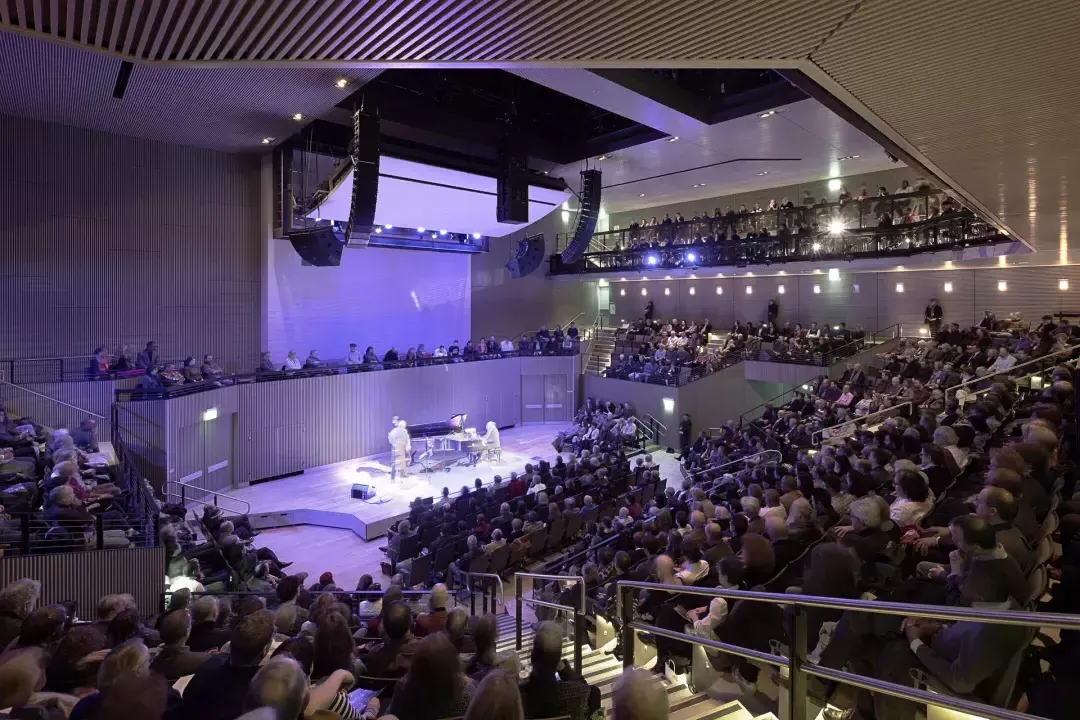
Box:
[585,328,617,375]
[492,613,765,720]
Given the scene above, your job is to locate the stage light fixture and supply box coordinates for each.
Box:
[716,286,723,295]
[828,178,842,191]
[998,281,1008,292]
[431,233,437,239]
[943,282,953,292]
[641,287,648,296]
[646,254,659,266]
[813,284,821,294]
[292,113,304,121]
[335,78,349,88]
[812,242,822,251]
[828,220,846,234]
[384,224,393,230]
[778,285,785,294]
[745,286,753,295]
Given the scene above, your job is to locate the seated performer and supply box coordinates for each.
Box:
[481,421,501,461]
[388,419,411,482]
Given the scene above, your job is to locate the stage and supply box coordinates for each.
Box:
[226,423,574,540]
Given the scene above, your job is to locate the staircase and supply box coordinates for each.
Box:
[492,614,760,720]
[585,328,617,376]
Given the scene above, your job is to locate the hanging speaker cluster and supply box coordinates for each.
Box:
[346,109,381,248]
[505,233,546,278]
[559,169,602,264]
[496,138,529,224]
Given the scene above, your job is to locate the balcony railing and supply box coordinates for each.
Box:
[550,210,1007,275]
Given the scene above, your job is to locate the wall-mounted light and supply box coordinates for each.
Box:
[689,287,696,295]
[662,398,675,413]
[745,286,753,295]
[943,282,953,293]
[1060,279,1070,291]
[998,281,1008,292]
[828,268,840,281]
[778,285,785,295]
[828,178,842,191]
[895,283,905,293]
[202,408,218,422]
[716,286,723,295]
[641,287,648,296]
[664,287,670,296]
[852,284,860,293]
[813,284,821,294]
[620,288,626,296]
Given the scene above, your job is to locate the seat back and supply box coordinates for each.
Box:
[468,553,491,574]
[564,513,583,540]
[1033,535,1053,569]
[408,552,433,586]
[1038,511,1059,543]
[528,528,549,557]
[507,541,528,569]
[545,519,566,552]
[489,542,512,575]
[433,545,457,573]
[397,533,420,562]
[1025,564,1048,607]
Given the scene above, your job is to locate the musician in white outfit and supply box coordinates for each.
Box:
[481,421,501,461]
[388,419,411,482]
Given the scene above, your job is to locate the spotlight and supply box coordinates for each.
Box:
[1060,279,1070,291]
[833,326,840,331]
[438,229,448,236]
[828,178,842,191]
[385,224,393,229]
[827,220,846,234]
[828,268,840,281]
[778,285,785,295]
[646,254,659,266]
[335,78,349,88]
[812,242,822,251]
[813,284,821,294]
[686,251,698,263]
[431,233,437,239]
[292,113,304,121]
[417,227,425,233]
[597,154,609,161]
[667,136,679,142]
[374,227,382,233]
[641,287,648,296]
[472,232,482,240]
[759,110,776,118]
[261,137,274,144]
[943,282,953,293]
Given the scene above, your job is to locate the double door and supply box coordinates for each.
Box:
[521,374,571,423]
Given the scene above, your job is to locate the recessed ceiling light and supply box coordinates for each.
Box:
[759,110,776,118]
[335,78,349,88]
[757,171,769,176]
[260,137,273,144]
[836,154,860,161]
[597,155,608,161]
[638,193,646,197]
[292,113,304,121]
[667,136,679,142]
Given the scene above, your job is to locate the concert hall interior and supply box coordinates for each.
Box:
[2,7,1080,720]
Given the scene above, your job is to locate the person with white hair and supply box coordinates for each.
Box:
[388,419,411,481]
[612,668,669,720]
[481,420,501,461]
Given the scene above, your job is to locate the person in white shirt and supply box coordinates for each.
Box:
[344,343,362,366]
[432,345,448,358]
[283,351,302,370]
[988,347,1017,374]
[500,338,513,352]
[894,180,914,194]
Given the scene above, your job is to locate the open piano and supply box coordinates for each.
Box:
[407,414,483,471]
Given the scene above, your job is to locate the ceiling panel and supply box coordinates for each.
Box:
[0,30,378,151]
[550,98,897,213]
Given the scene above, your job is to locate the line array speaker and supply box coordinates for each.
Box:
[347,110,381,247]
[288,226,345,267]
[496,140,529,224]
[559,169,602,264]
[505,233,546,278]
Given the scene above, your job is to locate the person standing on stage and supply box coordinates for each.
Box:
[389,420,411,482]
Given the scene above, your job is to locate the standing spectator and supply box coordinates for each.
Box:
[678,414,692,458]
[924,297,944,336]
[644,300,654,320]
[767,298,779,324]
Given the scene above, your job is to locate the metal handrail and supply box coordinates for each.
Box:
[465,571,505,609]
[739,378,826,427]
[630,416,655,445]
[0,379,106,419]
[687,449,782,480]
[945,344,1079,399]
[514,572,588,673]
[167,479,251,515]
[642,413,667,433]
[540,532,621,573]
[614,580,1080,720]
[810,400,913,445]
[821,322,901,363]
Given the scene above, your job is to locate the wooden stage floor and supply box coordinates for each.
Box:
[228,424,574,539]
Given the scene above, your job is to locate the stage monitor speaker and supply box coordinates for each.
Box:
[559,169,602,264]
[288,226,344,267]
[347,110,381,247]
[505,233,546,278]
[351,483,376,500]
[496,142,529,224]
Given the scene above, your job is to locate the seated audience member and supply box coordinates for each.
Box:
[0,579,40,650]
[519,621,595,720]
[200,354,225,381]
[345,343,362,366]
[357,600,417,677]
[182,356,203,383]
[612,669,669,720]
[283,351,302,370]
[182,609,276,720]
[464,669,525,720]
[388,633,475,720]
[187,596,232,652]
[303,350,325,369]
[69,639,182,720]
[242,655,309,720]
[466,614,520,681]
[413,583,449,638]
[150,609,212,682]
[257,352,276,372]
[136,341,160,369]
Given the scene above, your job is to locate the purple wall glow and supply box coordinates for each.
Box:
[264,240,471,364]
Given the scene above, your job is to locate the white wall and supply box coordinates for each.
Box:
[264,238,471,362]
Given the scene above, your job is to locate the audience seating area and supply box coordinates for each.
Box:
[603,318,740,385]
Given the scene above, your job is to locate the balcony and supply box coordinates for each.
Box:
[550,190,1011,275]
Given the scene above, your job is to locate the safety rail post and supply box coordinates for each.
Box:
[573,583,585,674]
[95,515,105,550]
[787,605,808,720]
[20,514,30,555]
[619,584,635,669]
[515,575,523,652]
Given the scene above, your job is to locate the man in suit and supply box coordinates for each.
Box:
[150,609,212,682]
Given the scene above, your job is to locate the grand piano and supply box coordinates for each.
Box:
[407,414,483,471]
